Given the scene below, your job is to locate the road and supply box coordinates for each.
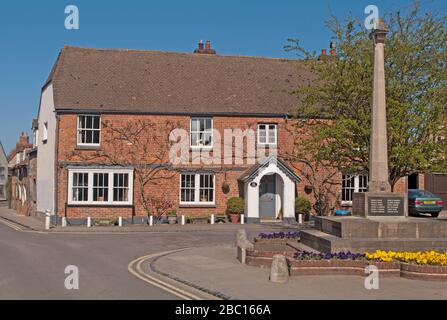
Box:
[0,219,265,299]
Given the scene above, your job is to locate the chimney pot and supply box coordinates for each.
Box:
[194,40,216,54]
[321,49,327,56]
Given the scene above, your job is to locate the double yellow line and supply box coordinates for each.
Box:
[0,217,24,231]
[128,250,204,300]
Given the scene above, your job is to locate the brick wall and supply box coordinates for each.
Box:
[54,113,406,219]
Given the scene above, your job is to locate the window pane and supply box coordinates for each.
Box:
[205,119,212,131]
[191,119,199,131]
[79,116,85,129]
[258,124,267,144]
[92,130,99,144]
[86,116,92,129]
[268,125,276,144]
[113,173,129,202]
[199,119,206,131]
[199,174,214,202]
[342,174,355,202]
[93,173,109,202]
[191,133,199,146]
[72,173,89,202]
[203,133,212,146]
[358,175,369,192]
[93,116,100,129]
[180,174,196,202]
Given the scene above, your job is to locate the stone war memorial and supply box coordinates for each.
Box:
[301,19,447,253]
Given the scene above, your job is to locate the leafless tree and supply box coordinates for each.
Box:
[67,119,179,222]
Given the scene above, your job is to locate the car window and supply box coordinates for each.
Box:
[409,189,435,197]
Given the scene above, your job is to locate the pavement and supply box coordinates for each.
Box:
[144,245,447,300]
[0,206,298,233]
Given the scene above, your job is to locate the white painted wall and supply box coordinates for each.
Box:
[275,173,284,218]
[245,162,296,219]
[36,84,56,214]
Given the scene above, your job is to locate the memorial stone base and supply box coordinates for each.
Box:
[300,215,447,253]
[352,192,407,217]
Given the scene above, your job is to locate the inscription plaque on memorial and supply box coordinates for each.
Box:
[368,197,404,216]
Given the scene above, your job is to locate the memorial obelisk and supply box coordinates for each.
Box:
[368,18,392,193]
[352,18,407,217]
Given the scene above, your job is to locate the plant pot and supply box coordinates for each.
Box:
[167,216,177,224]
[229,213,239,224]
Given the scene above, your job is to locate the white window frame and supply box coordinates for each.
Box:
[42,122,48,143]
[257,123,277,146]
[0,167,5,181]
[179,173,215,205]
[33,129,39,148]
[77,115,101,147]
[190,117,213,149]
[68,168,133,205]
[341,174,369,206]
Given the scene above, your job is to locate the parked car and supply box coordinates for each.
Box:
[408,189,444,218]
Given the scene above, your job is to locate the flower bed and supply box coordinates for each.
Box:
[365,250,447,281]
[245,247,447,280]
[294,251,365,261]
[289,259,400,277]
[291,250,400,276]
[365,250,447,266]
[254,232,300,244]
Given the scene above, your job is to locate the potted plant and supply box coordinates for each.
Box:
[167,210,177,224]
[295,196,311,222]
[227,197,244,224]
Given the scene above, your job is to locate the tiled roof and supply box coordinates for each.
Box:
[46,46,315,115]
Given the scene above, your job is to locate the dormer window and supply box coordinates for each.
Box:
[77,115,101,147]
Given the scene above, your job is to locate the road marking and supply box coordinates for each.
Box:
[0,217,24,231]
[128,250,203,300]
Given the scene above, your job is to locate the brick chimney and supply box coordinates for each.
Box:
[318,48,329,61]
[194,40,216,54]
[330,41,336,56]
[18,132,29,147]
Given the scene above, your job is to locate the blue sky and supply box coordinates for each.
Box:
[0,0,445,153]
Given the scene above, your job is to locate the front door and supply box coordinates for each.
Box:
[259,174,276,218]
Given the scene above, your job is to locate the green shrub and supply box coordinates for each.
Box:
[295,197,311,215]
[227,197,244,214]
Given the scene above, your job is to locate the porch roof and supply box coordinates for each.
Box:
[238,156,301,183]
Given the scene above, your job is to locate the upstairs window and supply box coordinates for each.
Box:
[258,124,277,146]
[77,115,101,146]
[190,118,212,148]
[342,174,369,204]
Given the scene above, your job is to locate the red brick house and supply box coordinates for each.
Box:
[36,44,408,224]
[8,132,38,216]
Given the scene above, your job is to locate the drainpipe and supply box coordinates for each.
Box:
[54,113,61,226]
